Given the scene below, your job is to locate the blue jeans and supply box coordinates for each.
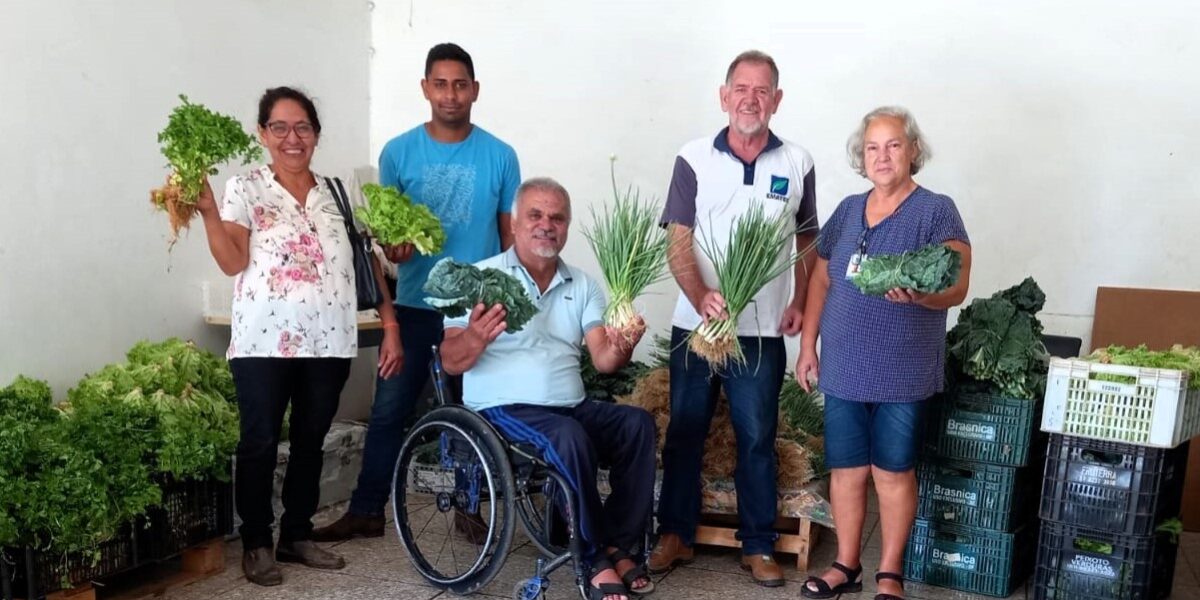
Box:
[823,394,928,472]
[349,306,452,517]
[657,326,785,555]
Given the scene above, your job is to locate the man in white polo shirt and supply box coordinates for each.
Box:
[650,50,819,588]
[441,177,657,600]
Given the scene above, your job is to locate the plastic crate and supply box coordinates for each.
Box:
[2,524,137,599]
[1032,521,1178,600]
[1041,358,1200,448]
[916,456,1039,531]
[927,389,1044,467]
[1039,435,1188,536]
[138,477,234,562]
[904,519,1036,597]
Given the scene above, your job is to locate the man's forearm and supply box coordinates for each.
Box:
[667,225,710,311]
[789,232,818,310]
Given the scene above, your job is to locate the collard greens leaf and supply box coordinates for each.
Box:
[852,243,961,296]
[946,277,1048,399]
[422,258,538,333]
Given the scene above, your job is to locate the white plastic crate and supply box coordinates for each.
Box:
[1041,357,1200,447]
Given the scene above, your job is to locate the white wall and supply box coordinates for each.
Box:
[370,0,1200,360]
[0,0,374,407]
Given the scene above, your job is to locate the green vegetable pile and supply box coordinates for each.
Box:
[0,340,238,560]
[579,349,651,402]
[946,277,1048,399]
[852,243,961,296]
[150,95,262,243]
[779,378,827,475]
[423,258,539,333]
[356,184,446,255]
[1087,344,1200,390]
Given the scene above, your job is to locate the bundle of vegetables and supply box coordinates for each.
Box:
[423,257,538,333]
[851,243,961,296]
[690,202,807,367]
[355,183,446,255]
[150,95,262,243]
[582,163,669,340]
[1087,344,1200,389]
[946,277,1048,399]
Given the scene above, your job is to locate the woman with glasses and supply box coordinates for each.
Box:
[193,86,403,587]
[795,107,972,600]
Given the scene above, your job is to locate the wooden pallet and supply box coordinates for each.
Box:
[38,540,226,600]
[693,515,822,571]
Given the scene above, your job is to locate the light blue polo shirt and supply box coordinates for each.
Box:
[444,248,606,412]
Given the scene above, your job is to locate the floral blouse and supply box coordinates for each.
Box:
[219,165,357,359]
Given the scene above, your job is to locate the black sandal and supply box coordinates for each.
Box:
[806,559,864,597]
[607,549,655,596]
[801,561,863,599]
[875,571,905,600]
[588,558,631,600]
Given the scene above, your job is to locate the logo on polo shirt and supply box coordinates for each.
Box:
[767,175,789,200]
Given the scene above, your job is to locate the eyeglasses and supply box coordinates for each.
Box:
[265,121,316,139]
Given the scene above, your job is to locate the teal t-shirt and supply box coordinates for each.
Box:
[378,124,520,308]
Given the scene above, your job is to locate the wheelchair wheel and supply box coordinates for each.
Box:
[515,474,571,558]
[392,406,516,594]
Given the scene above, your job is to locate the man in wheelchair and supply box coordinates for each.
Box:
[441,177,657,600]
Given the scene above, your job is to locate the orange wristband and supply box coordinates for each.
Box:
[382,323,400,329]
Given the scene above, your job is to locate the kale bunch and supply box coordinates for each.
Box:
[853,244,961,296]
[946,277,1048,399]
[423,258,539,333]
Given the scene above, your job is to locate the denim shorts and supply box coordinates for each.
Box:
[823,394,929,472]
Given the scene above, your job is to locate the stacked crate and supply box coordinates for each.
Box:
[1033,358,1200,600]
[903,388,1043,597]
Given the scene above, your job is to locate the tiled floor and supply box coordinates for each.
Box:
[140,502,1200,600]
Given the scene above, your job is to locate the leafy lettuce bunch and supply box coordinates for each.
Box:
[356,184,446,254]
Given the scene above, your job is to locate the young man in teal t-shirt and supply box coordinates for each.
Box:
[314,42,520,541]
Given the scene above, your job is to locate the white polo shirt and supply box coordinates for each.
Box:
[444,249,606,412]
[660,128,819,337]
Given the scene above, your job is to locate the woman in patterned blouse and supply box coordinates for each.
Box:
[193,87,403,587]
[796,107,972,600]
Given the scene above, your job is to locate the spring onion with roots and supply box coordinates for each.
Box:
[582,159,670,340]
[689,202,811,367]
[150,95,261,245]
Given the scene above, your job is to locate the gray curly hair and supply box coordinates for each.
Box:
[846,106,931,177]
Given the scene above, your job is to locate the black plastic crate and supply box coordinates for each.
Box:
[1,524,137,599]
[917,455,1039,531]
[1032,521,1178,600]
[138,478,234,563]
[927,389,1045,467]
[1039,435,1188,536]
[904,518,1037,597]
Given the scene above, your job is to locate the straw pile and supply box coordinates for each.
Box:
[619,367,820,489]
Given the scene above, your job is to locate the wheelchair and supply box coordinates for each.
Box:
[391,347,642,600]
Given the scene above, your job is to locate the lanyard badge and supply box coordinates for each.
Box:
[845,229,869,280]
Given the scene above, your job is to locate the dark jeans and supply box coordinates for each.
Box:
[230,357,351,550]
[349,306,456,516]
[657,326,786,555]
[481,400,657,563]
